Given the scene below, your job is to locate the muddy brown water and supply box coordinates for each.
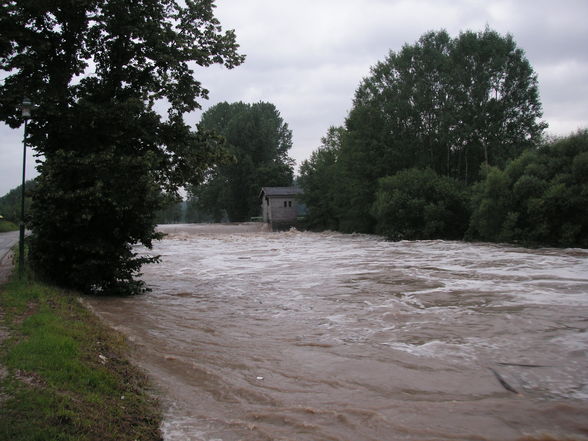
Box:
[86,224,588,441]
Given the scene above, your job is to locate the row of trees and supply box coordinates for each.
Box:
[300,29,586,248]
[467,131,588,247]
[155,197,216,224]
[368,130,588,247]
[302,128,587,248]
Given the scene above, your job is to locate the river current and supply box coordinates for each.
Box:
[86,224,588,441]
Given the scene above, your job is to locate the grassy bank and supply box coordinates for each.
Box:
[0,275,163,441]
[0,220,18,232]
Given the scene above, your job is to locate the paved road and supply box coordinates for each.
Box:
[0,231,19,261]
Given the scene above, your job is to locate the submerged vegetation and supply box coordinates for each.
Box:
[467,130,588,247]
[0,275,162,441]
[300,29,587,248]
[372,168,470,241]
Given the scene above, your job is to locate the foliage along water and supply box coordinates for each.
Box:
[87,224,588,441]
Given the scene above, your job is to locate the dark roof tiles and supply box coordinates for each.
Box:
[259,186,303,198]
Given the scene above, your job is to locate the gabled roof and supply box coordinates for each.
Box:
[259,186,303,199]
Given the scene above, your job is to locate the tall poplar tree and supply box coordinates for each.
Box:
[298,126,344,231]
[0,0,244,294]
[334,28,546,233]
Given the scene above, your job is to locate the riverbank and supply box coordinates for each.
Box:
[0,261,163,441]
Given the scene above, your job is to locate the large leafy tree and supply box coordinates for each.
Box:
[0,0,244,294]
[333,28,546,233]
[193,101,295,221]
[299,126,344,231]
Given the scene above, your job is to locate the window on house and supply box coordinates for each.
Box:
[288,201,292,207]
[283,201,287,207]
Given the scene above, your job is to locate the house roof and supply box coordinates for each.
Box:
[259,186,303,199]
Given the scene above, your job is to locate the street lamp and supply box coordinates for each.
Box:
[19,97,32,279]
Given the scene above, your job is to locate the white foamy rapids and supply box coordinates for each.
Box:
[89,225,588,441]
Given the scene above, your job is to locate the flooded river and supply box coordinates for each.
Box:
[86,224,588,441]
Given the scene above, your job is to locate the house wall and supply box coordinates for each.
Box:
[261,197,270,222]
[268,197,298,223]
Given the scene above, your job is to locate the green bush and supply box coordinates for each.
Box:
[0,220,19,232]
[468,129,588,247]
[372,168,470,240]
[466,166,516,242]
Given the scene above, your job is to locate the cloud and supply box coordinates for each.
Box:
[192,0,587,167]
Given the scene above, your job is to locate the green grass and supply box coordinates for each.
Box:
[0,275,163,441]
[0,220,18,232]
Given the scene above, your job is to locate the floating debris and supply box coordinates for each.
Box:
[489,368,519,394]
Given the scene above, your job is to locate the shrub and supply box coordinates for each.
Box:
[468,129,588,247]
[372,168,470,240]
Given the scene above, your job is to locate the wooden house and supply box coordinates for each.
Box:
[259,187,304,230]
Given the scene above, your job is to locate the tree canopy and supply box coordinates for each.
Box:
[298,126,343,231]
[301,28,547,234]
[0,0,244,294]
[192,101,295,222]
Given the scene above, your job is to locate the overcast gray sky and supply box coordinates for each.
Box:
[1,0,587,196]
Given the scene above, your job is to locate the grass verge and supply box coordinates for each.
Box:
[0,220,19,232]
[0,275,163,441]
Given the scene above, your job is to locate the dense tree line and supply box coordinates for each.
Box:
[192,101,295,222]
[155,197,213,224]
[467,130,588,247]
[0,0,244,294]
[0,179,36,223]
[300,29,587,248]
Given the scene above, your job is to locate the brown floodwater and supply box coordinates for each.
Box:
[86,224,588,441]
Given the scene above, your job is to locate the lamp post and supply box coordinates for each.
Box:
[19,97,32,279]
